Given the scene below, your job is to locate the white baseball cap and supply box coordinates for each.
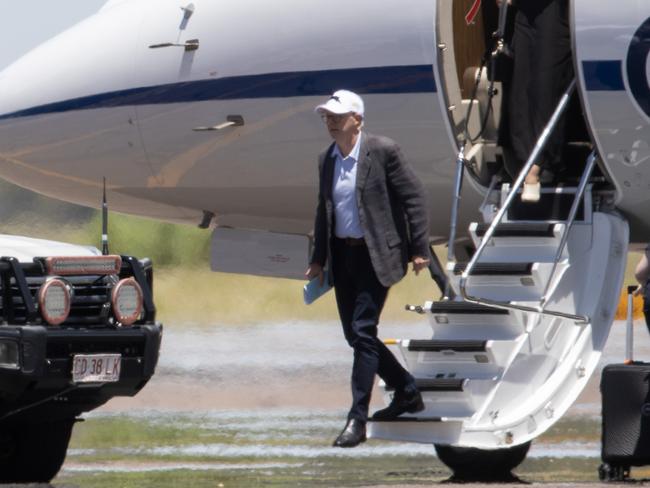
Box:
[315,90,364,118]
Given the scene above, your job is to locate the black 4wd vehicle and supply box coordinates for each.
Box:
[0,236,162,483]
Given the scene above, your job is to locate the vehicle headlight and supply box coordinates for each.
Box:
[0,340,19,369]
[38,278,72,326]
[111,278,143,327]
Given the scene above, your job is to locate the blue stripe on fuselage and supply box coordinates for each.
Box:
[582,60,625,91]
[0,65,437,120]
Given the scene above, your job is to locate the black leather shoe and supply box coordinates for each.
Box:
[371,388,424,420]
[332,419,366,448]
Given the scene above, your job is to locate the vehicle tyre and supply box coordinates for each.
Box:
[434,441,531,481]
[0,419,75,483]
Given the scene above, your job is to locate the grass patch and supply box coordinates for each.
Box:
[83,213,211,267]
[58,413,608,487]
[70,417,230,450]
[537,416,599,443]
[152,265,440,326]
[57,457,452,488]
[517,457,600,482]
[56,455,606,487]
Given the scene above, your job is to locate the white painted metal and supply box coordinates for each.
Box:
[210,227,310,279]
[446,261,569,303]
[0,235,100,262]
[0,1,647,239]
[468,223,568,263]
[396,338,522,380]
[0,0,478,235]
[369,210,628,449]
[573,0,650,239]
[371,419,463,445]
[426,305,524,341]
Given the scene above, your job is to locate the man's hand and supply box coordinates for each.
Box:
[306,263,324,286]
[412,256,430,276]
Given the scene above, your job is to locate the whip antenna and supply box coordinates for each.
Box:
[102,178,109,255]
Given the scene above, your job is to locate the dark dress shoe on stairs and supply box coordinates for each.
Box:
[332,419,366,448]
[371,388,424,420]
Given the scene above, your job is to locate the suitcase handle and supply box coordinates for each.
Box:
[625,284,635,364]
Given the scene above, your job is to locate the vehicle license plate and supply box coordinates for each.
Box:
[72,354,121,383]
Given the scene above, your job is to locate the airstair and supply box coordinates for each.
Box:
[368,81,629,451]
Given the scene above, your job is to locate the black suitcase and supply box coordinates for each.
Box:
[600,362,650,480]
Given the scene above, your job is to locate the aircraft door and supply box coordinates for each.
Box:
[573,1,650,225]
[432,0,505,188]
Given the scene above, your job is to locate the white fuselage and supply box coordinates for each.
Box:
[574,2,650,239]
[0,0,470,237]
[0,0,648,240]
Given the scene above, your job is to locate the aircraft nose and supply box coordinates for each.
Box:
[0,21,97,119]
[0,58,36,119]
[0,4,142,120]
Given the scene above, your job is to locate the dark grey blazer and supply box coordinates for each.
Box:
[310,132,430,288]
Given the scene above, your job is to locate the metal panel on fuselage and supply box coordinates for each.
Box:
[0,0,470,236]
[0,0,201,223]
[128,0,462,235]
[574,0,650,241]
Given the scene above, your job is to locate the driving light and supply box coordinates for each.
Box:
[111,278,143,326]
[38,278,71,326]
[45,255,122,275]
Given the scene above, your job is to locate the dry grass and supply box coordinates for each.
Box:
[616,250,645,320]
[155,248,647,326]
[153,265,441,326]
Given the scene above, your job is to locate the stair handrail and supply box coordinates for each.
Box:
[458,78,590,323]
[447,142,467,263]
[539,150,597,307]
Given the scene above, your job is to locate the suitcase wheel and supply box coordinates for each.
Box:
[598,463,630,482]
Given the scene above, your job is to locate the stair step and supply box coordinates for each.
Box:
[497,184,590,223]
[386,378,465,392]
[380,377,495,418]
[426,300,524,340]
[507,189,586,222]
[447,261,567,302]
[394,337,521,379]
[453,262,533,276]
[407,339,487,352]
[370,416,442,423]
[429,301,509,315]
[469,222,567,263]
[474,223,556,238]
[368,418,463,444]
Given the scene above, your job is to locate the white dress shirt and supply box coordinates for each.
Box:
[332,134,364,239]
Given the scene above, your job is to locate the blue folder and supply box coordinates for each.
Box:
[303,271,332,304]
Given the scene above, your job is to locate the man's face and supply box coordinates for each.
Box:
[322,112,362,140]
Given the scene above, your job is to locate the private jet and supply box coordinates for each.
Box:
[0,0,648,480]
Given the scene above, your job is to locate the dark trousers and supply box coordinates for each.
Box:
[509,0,573,174]
[331,238,415,422]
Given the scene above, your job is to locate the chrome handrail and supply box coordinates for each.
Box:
[458,78,591,324]
[540,150,597,306]
[447,142,466,263]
